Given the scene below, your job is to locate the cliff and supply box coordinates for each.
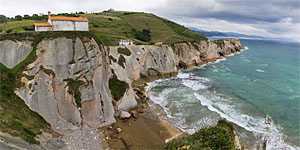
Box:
[0,32,244,149]
[106,38,244,113]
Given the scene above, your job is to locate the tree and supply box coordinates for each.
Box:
[134,29,151,42]
[23,15,30,19]
[15,15,22,21]
[0,15,6,23]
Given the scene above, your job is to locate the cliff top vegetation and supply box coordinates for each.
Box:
[0,11,207,46]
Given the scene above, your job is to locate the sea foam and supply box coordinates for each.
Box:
[194,93,297,150]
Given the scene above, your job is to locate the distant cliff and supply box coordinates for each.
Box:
[0,32,244,149]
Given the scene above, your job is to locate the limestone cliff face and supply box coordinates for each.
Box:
[0,36,244,135]
[11,37,115,133]
[172,38,245,69]
[108,45,177,112]
[108,38,244,112]
[108,38,244,82]
[0,39,33,69]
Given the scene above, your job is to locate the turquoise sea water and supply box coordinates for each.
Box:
[147,39,300,149]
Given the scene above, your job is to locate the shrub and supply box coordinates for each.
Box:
[23,26,34,31]
[63,78,84,108]
[93,24,99,27]
[134,29,151,42]
[118,55,126,68]
[0,15,6,23]
[39,65,55,77]
[214,40,225,48]
[117,47,131,56]
[109,74,129,101]
[15,15,22,21]
[6,29,12,33]
[109,55,117,63]
[165,120,235,150]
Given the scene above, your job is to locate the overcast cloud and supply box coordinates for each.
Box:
[1,0,299,41]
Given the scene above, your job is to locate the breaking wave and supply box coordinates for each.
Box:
[146,44,299,149]
[256,69,265,72]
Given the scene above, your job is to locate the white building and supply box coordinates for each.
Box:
[34,11,89,31]
[33,23,52,31]
[119,39,134,46]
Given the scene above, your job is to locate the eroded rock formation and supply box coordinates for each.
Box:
[14,37,115,133]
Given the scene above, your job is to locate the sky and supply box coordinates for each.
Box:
[1,0,299,41]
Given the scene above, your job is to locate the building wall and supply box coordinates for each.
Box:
[74,22,89,31]
[39,19,89,31]
[51,20,75,31]
[35,26,52,31]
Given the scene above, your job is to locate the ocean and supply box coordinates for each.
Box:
[146,39,300,149]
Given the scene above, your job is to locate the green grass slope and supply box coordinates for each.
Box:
[82,11,207,45]
[0,20,43,33]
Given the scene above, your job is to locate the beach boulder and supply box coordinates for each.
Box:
[120,111,131,119]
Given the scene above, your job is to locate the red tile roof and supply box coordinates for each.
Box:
[33,23,52,27]
[48,16,88,22]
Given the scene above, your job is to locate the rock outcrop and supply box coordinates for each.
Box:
[14,37,115,133]
[108,45,178,112]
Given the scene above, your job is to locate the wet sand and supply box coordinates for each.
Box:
[100,105,180,150]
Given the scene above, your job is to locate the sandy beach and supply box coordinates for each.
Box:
[100,103,180,150]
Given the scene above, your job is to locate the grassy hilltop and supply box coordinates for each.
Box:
[81,11,207,45]
[0,11,207,46]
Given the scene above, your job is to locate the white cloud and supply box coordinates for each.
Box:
[0,0,166,17]
[169,16,300,41]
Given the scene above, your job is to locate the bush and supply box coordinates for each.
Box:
[63,78,84,108]
[109,55,117,63]
[93,24,99,27]
[109,74,129,101]
[214,40,225,48]
[117,47,131,56]
[6,29,12,33]
[134,29,151,42]
[118,55,126,68]
[15,15,22,21]
[23,26,34,31]
[0,15,6,23]
[166,120,235,150]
